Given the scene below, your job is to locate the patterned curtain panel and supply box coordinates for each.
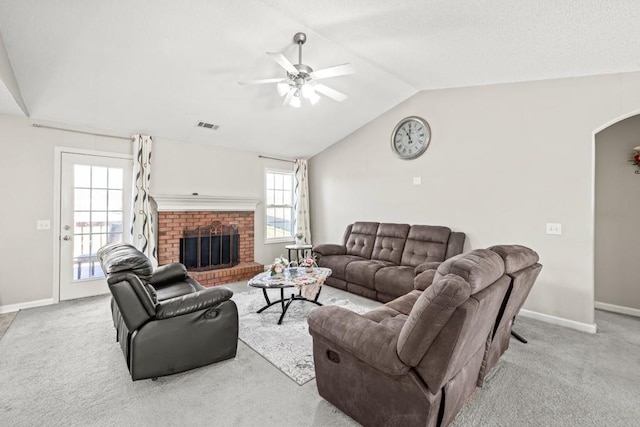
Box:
[131,134,158,267]
[294,159,312,244]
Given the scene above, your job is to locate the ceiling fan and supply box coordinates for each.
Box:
[238,32,355,108]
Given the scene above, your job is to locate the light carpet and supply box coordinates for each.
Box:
[232,289,368,385]
[1,288,639,426]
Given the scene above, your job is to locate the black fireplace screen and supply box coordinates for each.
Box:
[179,222,239,271]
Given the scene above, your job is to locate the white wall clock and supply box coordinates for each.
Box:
[390,116,431,160]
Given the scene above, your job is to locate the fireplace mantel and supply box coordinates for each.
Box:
[153,195,260,212]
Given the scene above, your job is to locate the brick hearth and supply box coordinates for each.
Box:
[157,211,263,286]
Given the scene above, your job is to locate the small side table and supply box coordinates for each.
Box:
[285,244,313,263]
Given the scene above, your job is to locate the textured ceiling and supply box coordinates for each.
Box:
[0,0,639,157]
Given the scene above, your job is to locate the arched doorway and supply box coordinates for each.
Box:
[593,111,640,318]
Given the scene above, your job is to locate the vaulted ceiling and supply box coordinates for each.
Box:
[1,1,639,157]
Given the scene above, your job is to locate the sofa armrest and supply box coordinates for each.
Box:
[313,244,346,257]
[308,306,409,376]
[150,263,188,287]
[414,261,442,275]
[155,287,233,320]
[414,270,437,291]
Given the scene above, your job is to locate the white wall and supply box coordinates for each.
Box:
[594,114,640,311]
[0,114,131,308]
[0,113,288,309]
[309,71,640,327]
[151,137,292,265]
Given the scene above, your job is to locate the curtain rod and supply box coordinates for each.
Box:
[32,123,133,141]
[258,154,295,163]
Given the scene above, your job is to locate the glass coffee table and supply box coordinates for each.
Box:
[248,267,332,325]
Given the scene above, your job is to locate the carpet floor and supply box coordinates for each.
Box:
[1,281,639,426]
[232,289,369,385]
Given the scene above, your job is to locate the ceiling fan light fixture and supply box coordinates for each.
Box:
[289,93,301,108]
[276,82,290,96]
[300,84,315,99]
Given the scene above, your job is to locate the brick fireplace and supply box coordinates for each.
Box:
[154,195,263,287]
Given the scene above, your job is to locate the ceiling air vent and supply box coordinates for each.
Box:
[197,121,219,130]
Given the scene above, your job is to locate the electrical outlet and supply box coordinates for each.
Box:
[546,223,562,235]
[37,220,51,230]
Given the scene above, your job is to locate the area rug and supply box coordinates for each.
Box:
[232,289,369,385]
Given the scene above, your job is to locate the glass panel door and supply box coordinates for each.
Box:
[59,153,132,300]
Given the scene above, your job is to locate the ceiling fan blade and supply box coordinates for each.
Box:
[267,52,298,74]
[311,63,355,80]
[238,78,285,86]
[314,84,348,102]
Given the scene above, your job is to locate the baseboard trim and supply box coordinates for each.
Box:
[0,298,54,314]
[595,301,640,318]
[519,309,597,334]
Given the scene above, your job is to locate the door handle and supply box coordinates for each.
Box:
[62,235,71,241]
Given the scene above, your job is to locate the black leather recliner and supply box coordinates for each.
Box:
[97,242,238,381]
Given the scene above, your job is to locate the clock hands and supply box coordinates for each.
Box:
[405,124,414,145]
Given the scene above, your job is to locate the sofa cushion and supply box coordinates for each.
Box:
[362,306,408,335]
[150,263,188,287]
[97,242,154,282]
[371,223,410,264]
[374,266,415,299]
[397,274,471,367]
[154,280,201,301]
[446,232,466,259]
[400,225,452,267]
[385,290,423,316]
[345,222,379,259]
[317,254,366,280]
[346,260,393,290]
[489,245,539,274]
[434,249,505,294]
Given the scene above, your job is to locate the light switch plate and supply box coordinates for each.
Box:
[413,176,422,185]
[37,220,51,230]
[546,223,562,235]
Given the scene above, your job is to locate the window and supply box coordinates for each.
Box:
[265,169,295,242]
[73,164,125,280]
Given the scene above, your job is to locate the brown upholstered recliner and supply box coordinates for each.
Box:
[97,243,238,381]
[308,245,541,427]
[313,222,465,302]
[479,245,542,384]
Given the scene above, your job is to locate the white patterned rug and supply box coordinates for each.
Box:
[232,289,369,385]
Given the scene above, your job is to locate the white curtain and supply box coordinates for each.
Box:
[294,159,312,244]
[131,134,158,267]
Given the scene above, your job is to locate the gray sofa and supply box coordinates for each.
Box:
[313,222,466,302]
[308,245,541,426]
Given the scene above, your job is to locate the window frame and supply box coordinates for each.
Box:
[264,168,296,244]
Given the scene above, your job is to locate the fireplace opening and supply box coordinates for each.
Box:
[179,221,239,271]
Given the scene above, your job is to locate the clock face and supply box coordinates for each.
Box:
[391,116,431,160]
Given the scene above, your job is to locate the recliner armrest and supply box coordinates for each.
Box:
[150,263,188,287]
[313,244,346,257]
[414,270,437,291]
[308,306,409,376]
[414,261,442,275]
[155,287,233,320]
